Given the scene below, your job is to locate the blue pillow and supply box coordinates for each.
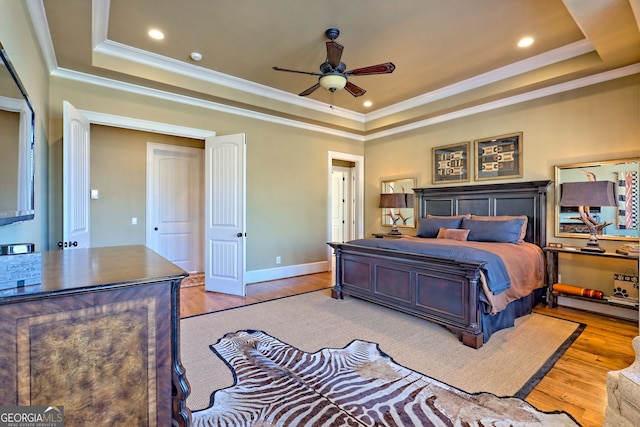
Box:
[461,218,525,244]
[416,217,463,238]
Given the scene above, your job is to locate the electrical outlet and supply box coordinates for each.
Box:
[276,256,281,264]
[131,217,137,225]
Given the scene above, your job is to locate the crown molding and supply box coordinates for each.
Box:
[365,63,640,141]
[29,0,640,143]
[88,0,597,126]
[364,39,595,121]
[24,0,58,72]
[51,67,366,141]
[94,39,366,124]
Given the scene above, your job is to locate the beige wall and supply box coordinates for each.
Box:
[0,0,49,251]
[364,74,640,293]
[47,77,364,270]
[90,125,204,247]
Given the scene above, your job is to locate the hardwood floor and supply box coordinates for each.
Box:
[180,272,639,427]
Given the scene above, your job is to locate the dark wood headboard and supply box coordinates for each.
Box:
[413,180,551,247]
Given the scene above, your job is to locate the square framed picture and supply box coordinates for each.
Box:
[432,141,470,184]
[474,132,523,181]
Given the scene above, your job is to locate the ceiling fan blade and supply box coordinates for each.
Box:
[272,66,322,76]
[326,41,344,68]
[344,81,366,97]
[346,62,396,76]
[299,83,321,96]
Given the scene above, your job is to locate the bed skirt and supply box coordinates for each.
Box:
[480,287,545,342]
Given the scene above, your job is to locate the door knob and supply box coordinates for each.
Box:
[236,232,243,237]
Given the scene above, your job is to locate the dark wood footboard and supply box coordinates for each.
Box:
[330,242,487,348]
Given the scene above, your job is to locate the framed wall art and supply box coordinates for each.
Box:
[474,132,523,181]
[432,141,470,184]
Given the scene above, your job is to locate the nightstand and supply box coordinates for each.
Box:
[372,233,406,239]
[543,246,638,320]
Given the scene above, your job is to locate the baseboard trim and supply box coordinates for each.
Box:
[245,261,329,285]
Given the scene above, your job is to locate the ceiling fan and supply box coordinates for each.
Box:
[272,28,395,98]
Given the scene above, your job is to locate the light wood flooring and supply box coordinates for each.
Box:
[180,272,638,427]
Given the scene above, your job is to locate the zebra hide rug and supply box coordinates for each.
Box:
[191,330,579,427]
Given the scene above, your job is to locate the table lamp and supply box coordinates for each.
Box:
[379,193,414,235]
[559,180,617,252]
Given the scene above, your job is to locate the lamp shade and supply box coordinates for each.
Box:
[559,181,617,207]
[379,193,414,209]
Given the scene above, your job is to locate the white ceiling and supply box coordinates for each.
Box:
[29,0,640,137]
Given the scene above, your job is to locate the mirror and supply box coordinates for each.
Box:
[555,158,639,241]
[0,43,35,226]
[380,178,416,229]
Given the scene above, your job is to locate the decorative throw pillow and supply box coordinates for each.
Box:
[461,218,525,244]
[436,227,470,241]
[470,215,528,243]
[416,217,464,238]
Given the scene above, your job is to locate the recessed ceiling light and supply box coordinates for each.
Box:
[148,29,165,40]
[517,36,534,48]
[363,101,373,108]
[190,52,203,61]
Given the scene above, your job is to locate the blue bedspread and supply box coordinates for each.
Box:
[346,238,511,294]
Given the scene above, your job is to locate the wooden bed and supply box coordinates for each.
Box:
[329,180,551,348]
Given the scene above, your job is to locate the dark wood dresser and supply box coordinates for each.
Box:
[0,245,191,426]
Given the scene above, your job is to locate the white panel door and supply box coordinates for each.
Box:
[331,167,348,243]
[62,101,90,249]
[146,143,203,272]
[204,134,246,296]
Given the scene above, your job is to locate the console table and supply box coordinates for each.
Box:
[544,246,638,320]
[0,246,191,426]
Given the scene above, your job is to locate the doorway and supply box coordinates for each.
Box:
[331,162,355,243]
[62,105,222,277]
[327,151,364,275]
[146,143,203,272]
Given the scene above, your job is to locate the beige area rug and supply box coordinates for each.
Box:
[180,289,583,412]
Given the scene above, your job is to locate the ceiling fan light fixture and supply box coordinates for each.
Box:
[319,74,347,92]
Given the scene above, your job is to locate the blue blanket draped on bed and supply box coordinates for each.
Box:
[346,238,511,294]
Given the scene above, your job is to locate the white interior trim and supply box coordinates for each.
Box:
[27,0,638,143]
[327,151,364,266]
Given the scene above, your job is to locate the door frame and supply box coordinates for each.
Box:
[330,164,354,243]
[327,151,364,264]
[75,109,216,271]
